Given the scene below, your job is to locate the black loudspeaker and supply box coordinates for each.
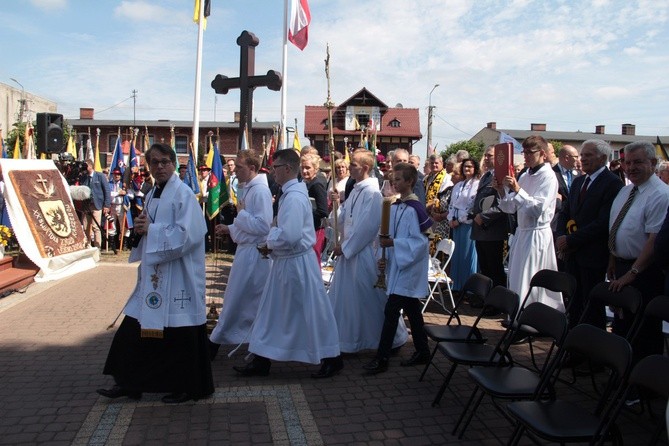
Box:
[36,112,64,154]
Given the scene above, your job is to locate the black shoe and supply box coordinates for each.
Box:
[311,356,344,379]
[400,351,430,367]
[96,385,141,400]
[233,357,271,377]
[363,358,388,375]
[161,392,194,404]
[209,340,220,361]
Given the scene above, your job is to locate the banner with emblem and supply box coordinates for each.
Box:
[0,159,99,281]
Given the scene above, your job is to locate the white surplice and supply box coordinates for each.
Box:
[247,178,340,364]
[386,201,430,298]
[124,173,208,329]
[328,178,408,353]
[210,173,273,345]
[499,164,563,311]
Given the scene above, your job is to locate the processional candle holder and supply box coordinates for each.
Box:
[374,198,393,290]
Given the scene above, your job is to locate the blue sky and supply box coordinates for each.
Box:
[2,0,668,161]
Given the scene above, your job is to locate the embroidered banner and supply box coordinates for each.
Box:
[0,159,98,281]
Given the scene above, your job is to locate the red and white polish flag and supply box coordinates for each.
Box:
[288,0,311,50]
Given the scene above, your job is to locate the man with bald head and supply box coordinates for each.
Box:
[392,148,425,203]
[556,140,623,329]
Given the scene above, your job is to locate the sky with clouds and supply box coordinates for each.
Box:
[2,0,668,160]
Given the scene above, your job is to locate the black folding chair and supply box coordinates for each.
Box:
[452,302,568,439]
[598,354,669,446]
[419,273,493,382]
[506,324,633,446]
[430,286,520,407]
[507,269,576,370]
[573,282,643,386]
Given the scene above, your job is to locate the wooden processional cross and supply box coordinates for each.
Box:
[211,30,282,151]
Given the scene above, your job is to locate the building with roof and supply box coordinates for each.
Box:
[303,88,422,158]
[68,108,278,168]
[471,122,669,160]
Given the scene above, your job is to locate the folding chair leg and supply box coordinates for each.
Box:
[419,343,439,382]
[452,385,483,437]
[431,363,458,407]
[452,386,479,435]
[528,337,541,371]
[458,389,486,439]
[507,424,524,446]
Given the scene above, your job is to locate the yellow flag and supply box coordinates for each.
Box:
[193,0,209,30]
[205,138,214,168]
[67,134,77,157]
[94,135,103,172]
[13,135,21,159]
[293,129,302,152]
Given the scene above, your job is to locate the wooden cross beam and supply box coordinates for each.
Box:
[211,30,282,151]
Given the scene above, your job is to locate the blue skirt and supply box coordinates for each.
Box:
[451,223,478,291]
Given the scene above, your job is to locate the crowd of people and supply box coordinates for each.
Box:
[95,136,669,405]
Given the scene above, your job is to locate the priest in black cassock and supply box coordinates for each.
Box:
[97,143,214,404]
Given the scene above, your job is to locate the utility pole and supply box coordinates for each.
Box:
[10,78,26,124]
[132,89,138,126]
[427,84,439,151]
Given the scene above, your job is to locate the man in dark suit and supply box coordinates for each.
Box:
[471,145,509,290]
[556,139,623,328]
[552,145,579,270]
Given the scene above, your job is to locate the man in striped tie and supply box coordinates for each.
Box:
[607,141,669,367]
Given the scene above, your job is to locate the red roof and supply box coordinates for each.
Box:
[304,105,422,138]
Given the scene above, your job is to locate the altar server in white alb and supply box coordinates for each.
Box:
[97,143,214,405]
[328,149,408,353]
[496,135,563,311]
[232,149,343,379]
[209,150,272,357]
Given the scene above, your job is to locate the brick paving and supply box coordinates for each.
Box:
[0,253,666,445]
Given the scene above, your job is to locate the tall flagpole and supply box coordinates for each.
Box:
[192,0,205,162]
[280,0,290,149]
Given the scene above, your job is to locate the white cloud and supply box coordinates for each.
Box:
[29,0,66,11]
[114,1,184,25]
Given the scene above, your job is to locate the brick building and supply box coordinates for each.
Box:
[68,108,278,168]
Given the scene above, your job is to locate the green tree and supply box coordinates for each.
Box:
[549,139,564,154]
[6,122,27,158]
[439,140,486,163]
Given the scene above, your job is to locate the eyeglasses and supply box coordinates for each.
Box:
[149,159,173,167]
[271,163,289,170]
[522,149,540,155]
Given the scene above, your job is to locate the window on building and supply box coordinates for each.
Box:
[175,135,188,154]
[390,119,401,128]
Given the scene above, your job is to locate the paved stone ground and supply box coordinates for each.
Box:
[0,250,666,445]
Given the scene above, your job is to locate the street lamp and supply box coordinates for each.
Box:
[427,84,439,151]
[10,77,26,123]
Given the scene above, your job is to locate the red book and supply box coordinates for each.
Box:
[494,142,514,185]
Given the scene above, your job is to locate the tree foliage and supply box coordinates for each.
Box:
[439,140,486,163]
